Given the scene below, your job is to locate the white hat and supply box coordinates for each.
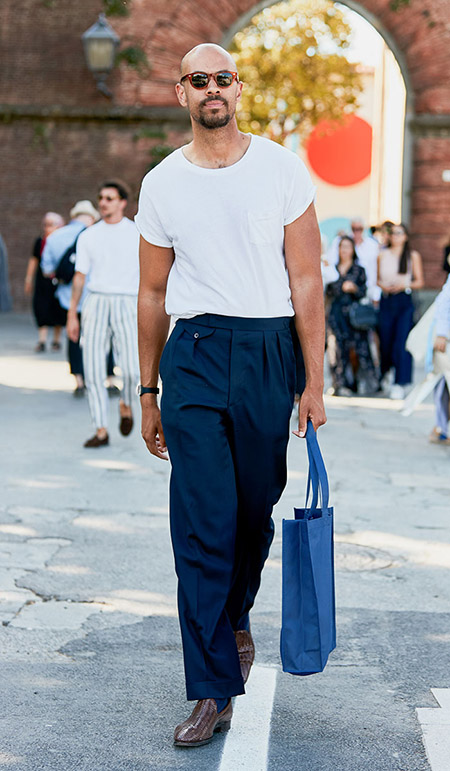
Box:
[70,200,100,221]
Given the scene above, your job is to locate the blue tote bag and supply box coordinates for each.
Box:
[280,421,336,675]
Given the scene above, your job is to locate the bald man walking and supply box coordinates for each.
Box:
[136,43,326,747]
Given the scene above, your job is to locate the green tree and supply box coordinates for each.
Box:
[231,0,363,143]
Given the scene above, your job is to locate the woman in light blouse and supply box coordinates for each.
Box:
[377,223,424,399]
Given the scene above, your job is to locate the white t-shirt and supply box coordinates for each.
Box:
[135,134,316,318]
[75,218,140,295]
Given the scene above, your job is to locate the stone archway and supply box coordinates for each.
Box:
[220,0,414,227]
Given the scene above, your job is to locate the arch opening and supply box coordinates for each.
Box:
[222,0,412,235]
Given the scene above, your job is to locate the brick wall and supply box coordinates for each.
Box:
[1,0,450,307]
[0,120,190,308]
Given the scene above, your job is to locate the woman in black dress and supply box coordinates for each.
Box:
[24,212,66,351]
[326,236,378,395]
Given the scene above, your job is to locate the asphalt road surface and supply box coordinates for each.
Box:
[1,314,449,771]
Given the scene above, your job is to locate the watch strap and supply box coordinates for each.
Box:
[138,385,160,396]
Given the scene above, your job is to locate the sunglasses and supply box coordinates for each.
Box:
[351,226,363,231]
[180,71,239,89]
[391,229,405,235]
[98,195,119,202]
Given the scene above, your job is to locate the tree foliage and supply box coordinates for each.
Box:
[230,0,363,143]
[103,0,131,16]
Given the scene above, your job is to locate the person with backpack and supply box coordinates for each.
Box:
[42,200,99,395]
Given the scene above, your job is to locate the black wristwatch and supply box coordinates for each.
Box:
[137,385,160,396]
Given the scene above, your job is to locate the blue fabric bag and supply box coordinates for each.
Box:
[280,421,336,675]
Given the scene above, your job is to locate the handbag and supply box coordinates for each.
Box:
[348,301,378,331]
[280,421,336,675]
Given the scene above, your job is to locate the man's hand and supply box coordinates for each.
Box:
[141,400,168,460]
[434,335,448,353]
[67,311,80,343]
[293,385,327,438]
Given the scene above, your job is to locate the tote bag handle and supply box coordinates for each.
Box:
[304,421,329,510]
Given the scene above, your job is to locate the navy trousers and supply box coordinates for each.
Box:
[160,314,295,701]
[378,292,414,385]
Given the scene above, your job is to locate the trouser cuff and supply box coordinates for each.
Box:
[186,676,245,701]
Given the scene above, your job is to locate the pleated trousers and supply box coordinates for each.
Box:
[159,314,296,701]
[81,292,139,429]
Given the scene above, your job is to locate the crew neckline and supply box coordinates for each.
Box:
[100,217,128,227]
[179,134,254,173]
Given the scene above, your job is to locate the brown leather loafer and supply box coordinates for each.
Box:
[235,628,255,684]
[174,698,232,747]
[119,414,133,436]
[83,433,109,448]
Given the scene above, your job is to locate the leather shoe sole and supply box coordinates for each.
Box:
[174,698,232,747]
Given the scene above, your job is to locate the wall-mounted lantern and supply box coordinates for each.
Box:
[82,13,120,98]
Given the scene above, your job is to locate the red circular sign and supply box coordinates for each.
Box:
[306,115,372,187]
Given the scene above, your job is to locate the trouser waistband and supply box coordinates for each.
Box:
[177,313,292,331]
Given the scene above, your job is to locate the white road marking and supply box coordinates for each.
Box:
[219,664,277,771]
[416,689,450,771]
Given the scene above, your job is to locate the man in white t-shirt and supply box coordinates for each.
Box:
[135,44,326,747]
[67,181,140,447]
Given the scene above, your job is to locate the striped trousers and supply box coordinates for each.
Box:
[81,293,139,430]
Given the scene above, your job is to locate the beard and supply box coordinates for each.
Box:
[192,97,233,129]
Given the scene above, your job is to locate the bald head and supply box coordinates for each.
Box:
[180,44,238,79]
[43,212,64,229]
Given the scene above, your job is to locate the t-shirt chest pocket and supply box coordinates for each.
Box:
[248,208,282,246]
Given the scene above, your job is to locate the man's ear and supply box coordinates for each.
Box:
[236,80,243,104]
[175,83,187,108]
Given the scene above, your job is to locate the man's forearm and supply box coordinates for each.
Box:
[137,289,170,387]
[291,276,325,389]
[68,272,85,314]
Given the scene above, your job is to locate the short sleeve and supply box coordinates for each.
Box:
[284,156,316,225]
[134,180,173,248]
[74,229,91,275]
[41,236,56,275]
[32,238,42,259]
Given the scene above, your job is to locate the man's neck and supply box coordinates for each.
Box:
[103,215,124,225]
[183,122,251,169]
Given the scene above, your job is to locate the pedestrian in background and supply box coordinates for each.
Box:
[380,220,394,247]
[0,232,12,312]
[24,212,65,352]
[442,233,450,274]
[326,217,380,303]
[429,275,450,444]
[326,236,378,396]
[377,223,424,399]
[67,181,140,448]
[42,200,99,395]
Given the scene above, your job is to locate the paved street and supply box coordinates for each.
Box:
[1,313,449,771]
